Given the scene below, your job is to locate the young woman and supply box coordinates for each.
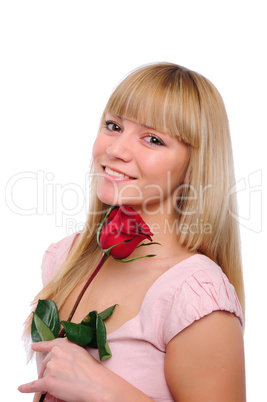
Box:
[19,63,246,401]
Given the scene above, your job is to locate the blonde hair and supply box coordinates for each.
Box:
[24,63,245,347]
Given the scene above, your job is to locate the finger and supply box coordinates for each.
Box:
[32,341,54,353]
[38,350,53,379]
[18,378,47,394]
[32,338,66,353]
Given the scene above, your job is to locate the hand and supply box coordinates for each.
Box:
[18,338,107,402]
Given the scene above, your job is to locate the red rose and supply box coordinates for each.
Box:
[98,206,153,259]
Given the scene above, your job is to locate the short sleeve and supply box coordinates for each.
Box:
[163,266,243,345]
[41,233,78,286]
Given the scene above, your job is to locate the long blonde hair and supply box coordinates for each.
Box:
[24,63,245,345]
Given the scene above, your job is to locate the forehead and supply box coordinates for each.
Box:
[102,66,201,147]
[104,96,177,140]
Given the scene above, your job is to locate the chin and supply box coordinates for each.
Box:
[96,192,116,206]
[96,183,143,207]
[96,188,122,207]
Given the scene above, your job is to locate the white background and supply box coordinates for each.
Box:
[1,1,266,400]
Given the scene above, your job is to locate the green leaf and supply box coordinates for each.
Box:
[81,310,98,348]
[31,299,61,342]
[81,310,98,327]
[96,207,113,246]
[99,341,112,362]
[81,307,115,355]
[61,321,93,346]
[136,241,161,248]
[96,316,112,361]
[99,304,117,321]
[113,254,156,263]
[32,313,55,342]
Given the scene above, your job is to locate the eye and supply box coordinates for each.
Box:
[104,120,122,132]
[143,135,165,146]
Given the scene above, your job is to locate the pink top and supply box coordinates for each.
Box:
[41,234,243,402]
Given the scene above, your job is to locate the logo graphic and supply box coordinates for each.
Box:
[229,170,262,233]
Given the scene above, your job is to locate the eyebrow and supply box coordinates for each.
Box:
[110,114,122,121]
[107,113,167,135]
[140,122,154,129]
[140,121,168,136]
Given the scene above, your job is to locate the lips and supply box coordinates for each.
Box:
[103,166,136,180]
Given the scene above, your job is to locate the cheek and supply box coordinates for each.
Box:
[151,155,188,191]
[170,147,190,184]
[92,133,108,160]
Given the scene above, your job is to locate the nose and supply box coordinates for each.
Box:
[106,133,133,162]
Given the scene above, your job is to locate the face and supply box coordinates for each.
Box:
[92,113,189,216]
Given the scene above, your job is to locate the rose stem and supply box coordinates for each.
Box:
[58,253,108,338]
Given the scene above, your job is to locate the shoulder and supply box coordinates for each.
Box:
[165,254,242,314]
[41,233,79,286]
[165,253,230,284]
[146,254,243,346]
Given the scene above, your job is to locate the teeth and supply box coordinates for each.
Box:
[105,167,130,179]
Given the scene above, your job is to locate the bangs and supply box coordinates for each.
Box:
[101,64,201,148]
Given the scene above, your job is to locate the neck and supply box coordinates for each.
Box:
[134,206,186,260]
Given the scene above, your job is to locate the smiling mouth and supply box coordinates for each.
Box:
[104,166,136,180]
